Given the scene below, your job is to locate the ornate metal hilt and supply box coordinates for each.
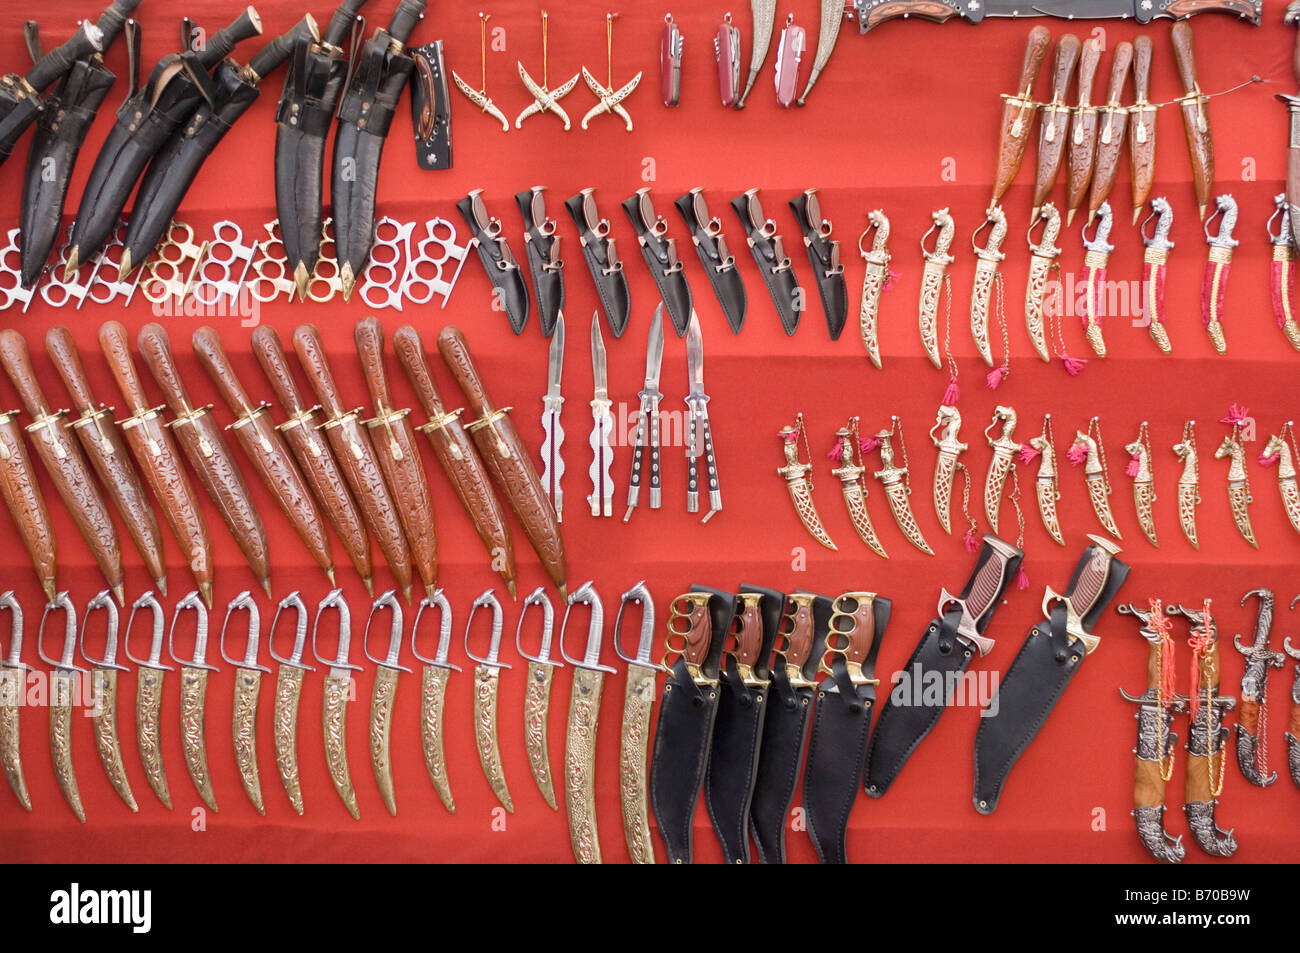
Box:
[464,589,509,671]
[168,591,218,673]
[613,581,658,669]
[220,591,271,674]
[515,587,561,669]
[268,591,315,673]
[124,592,171,672]
[312,588,362,675]
[79,590,128,673]
[559,581,614,674]
[364,590,411,674]
[411,588,460,672]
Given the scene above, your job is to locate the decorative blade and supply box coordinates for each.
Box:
[985,453,1014,533]
[1133,480,1159,547]
[0,670,30,810]
[91,669,137,812]
[841,482,888,558]
[858,211,890,368]
[934,451,958,534]
[970,258,998,366]
[421,665,455,812]
[322,674,359,819]
[180,667,217,813]
[782,471,836,550]
[917,259,945,368]
[1024,254,1052,362]
[51,694,85,822]
[273,666,304,814]
[620,662,657,864]
[1035,477,1065,545]
[1178,482,1201,549]
[541,313,566,522]
[370,665,399,816]
[524,661,558,810]
[1227,483,1258,548]
[1084,476,1123,538]
[232,668,264,815]
[739,0,777,107]
[473,665,513,812]
[565,665,605,864]
[1278,474,1300,537]
[880,482,933,554]
[798,0,845,105]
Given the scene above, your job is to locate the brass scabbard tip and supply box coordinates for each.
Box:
[340,264,356,301]
[557,583,567,601]
[261,578,273,599]
[362,576,374,597]
[156,575,168,597]
[505,579,517,600]
[112,583,126,607]
[1066,207,1077,227]
[1029,205,1040,222]
[1198,203,1208,220]
[1133,207,1142,226]
[199,582,214,610]
[402,585,413,605]
[293,262,310,300]
[42,579,57,605]
[325,566,336,587]
[63,249,80,280]
[116,251,131,282]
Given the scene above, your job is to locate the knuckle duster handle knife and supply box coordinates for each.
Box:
[293,322,414,600]
[465,589,513,813]
[1087,41,1133,225]
[790,188,848,341]
[363,590,411,816]
[612,581,658,864]
[78,590,136,812]
[39,593,88,821]
[516,186,565,338]
[0,593,32,810]
[0,329,124,605]
[991,25,1051,207]
[167,591,220,813]
[392,324,517,593]
[1031,34,1080,221]
[1232,589,1285,787]
[626,308,664,522]
[564,188,631,339]
[193,326,334,590]
[1024,204,1062,363]
[674,188,747,334]
[587,314,614,519]
[559,582,616,864]
[622,189,693,338]
[1140,198,1176,353]
[1172,21,1214,219]
[857,210,891,368]
[123,591,174,809]
[139,322,271,595]
[515,588,560,811]
[457,189,530,335]
[918,208,955,369]
[312,588,363,819]
[218,591,271,815]
[267,591,314,814]
[732,188,802,337]
[685,314,721,523]
[1202,194,1237,354]
[411,590,458,812]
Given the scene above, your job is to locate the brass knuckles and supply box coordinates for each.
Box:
[360,217,417,311]
[190,221,256,309]
[662,592,710,671]
[0,228,38,312]
[310,218,343,303]
[85,229,145,308]
[142,221,208,305]
[249,221,296,303]
[401,218,471,308]
[819,592,878,684]
[40,227,94,310]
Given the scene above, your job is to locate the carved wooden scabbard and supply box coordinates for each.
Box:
[1031,35,1080,218]
[1087,42,1133,224]
[1024,204,1062,363]
[917,209,954,369]
[858,211,890,369]
[1065,37,1103,225]
[0,410,57,603]
[421,664,455,812]
[1172,21,1214,218]
[1129,36,1157,224]
[991,26,1051,206]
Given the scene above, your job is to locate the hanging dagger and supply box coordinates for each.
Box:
[778,415,836,551]
[1068,419,1122,539]
[983,405,1021,534]
[540,313,565,522]
[612,582,658,864]
[918,208,955,369]
[790,188,847,341]
[1261,422,1300,537]
[623,188,693,338]
[267,592,313,815]
[1287,606,1300,791]
[0,19,104,168]
[1129,36,1156,225]
[580,13,641,131]
[1022,414,1064,547]
[1233,590,1285,787]
[1030,34,1080,222]
[1201,194,1237,354]
[588,314,614,519]
[858,210,891,368]
[516,11,579,129]
[411,591,458,813]
[1173,421,1202,550]
[465,589,512,813]
[732,188,803,337]
[330,0,424,299]
[675,188,746,334]
[565,188,631,338]
[168,591,219,813]
[79,590,137,812]
[1086,42,1132,226]
[930,404,968,536]
[1065,36,1102,226]
[1172,21,1214,219]
[122,592,171,809]
[0,400,56,603]
[453,11,509,131]
[991,26,1051,206]
[1024,203,1062,363]
[311,588,362,819]
[738,0,775,108]
[1117,600,1187,864]
[515,589,560,811]
[1080,201,1114,358]
[363,590,410,816]
[0,593,31,811]
[457,189,531,335]
[39,593,86,820]
[830,417,887,558]
[516,186,564,337]
[970,205,1008,368]
[218,591,270,815]
[1139,198,1175,353]
[1268,196,1300,351]
[871,419,933,556]
[1215,410,1257,549]
[1124,422,1159,548]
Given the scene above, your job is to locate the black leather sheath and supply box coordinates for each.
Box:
[564,190,631,338]
[730,191,803,336]
[621,193,694,338]
[789,191,848,340]
[457,193,531,335]
[516,188,564,338]
[674,190,746,334]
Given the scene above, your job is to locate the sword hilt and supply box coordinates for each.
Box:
[95,0,144,52]
[385,0,425,50]
[197,7,265,72]
[24,21,103,92]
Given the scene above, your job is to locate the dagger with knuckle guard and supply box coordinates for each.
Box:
[79,590,138,812]
[0,593,32,811]
[123,591,172,808]
[411,589,458,813]
[465,589,513,814]
[267,591,313,814]
[219,591,270,814]
[168,591,219,813]
[613,581,659,864]
[312,588,363,819]
[363,590,410,816]
[623,189,693,338]
[39,593,88,821]
[516,588,560,811]
[1233,589,1284,787]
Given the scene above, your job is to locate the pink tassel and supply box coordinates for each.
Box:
[1260,451,1281,467]
[1221,403,1250,427]
[1015,567,1029,591]
[963,529,979,553]
[781,429,798,443]
[860,436,882,455]
[1061,353,1086,376]
[1018,444,1041,464]
[942,377,960,405]
[1125,455,1141,478]
[985,365,1008,390]
[1066,442,1088,466]
[826,437,846,462]
[882,266,898,293]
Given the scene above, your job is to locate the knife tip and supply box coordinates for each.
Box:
[557,583,567,601]
[362,576,374,597]
[325,566,336,587]
[402,585,413,605]
[116,250,132,282]
[260,578,273,600]
[1029,205,1040,223]
[505,579,516,600]
[1066,207,1077,227]
[155,575,168,598]
[340,264,356,301]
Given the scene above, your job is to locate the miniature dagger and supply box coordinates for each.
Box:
[1024,204,1061,363]
[1260,422,1300,537]
[675,188,746,334]
[1129,36,1157,224]
[168,591,219,813]
[1173,421,1202,550]
[983,405,1021,534]
[1215,410,1257,548]
[969,205,1008,368]
[779,415,836,551]
[1065,37,1103,226]
[1068,419,1122,539]
[79,590,137,812]
[626,307,664,522]
[540,314,566,523]
[790,188,847,341]
[363,590,410,816]
[686,313,722,523]
[1023,414,1064,546]
[580,13,641,131]
[858,210,891,368]
[1233,589,1284,787]
[612,582,658,864]
[268,592,313,815]
[588,314,614,519]
[1140,198,1175,353]
[830,417,887,558]
[1125,422,1159,548]
[1202,195,1237,354]
[0,394,57,603]
[312,588,362,819]
[991,26,1051,206]
[1080,201,1114,358]
[871,419,933,556]
[1172,21,1213,219]
[661,15,682,107]
[516,12,579,129]
[1031,34,1080,221]
[1087,42,1132,225]
[411,590,458,812]
[219,591,270,814]
[39,593,86,820]
[918,208,955,369]
[0,593,30,811]
[122,592,172,809]
[453,11,509,131]
[1268,196,1300,351]
[732,188,802,336]
[623,188,693,337]
[930,404,968,536]
[465,589,512,813]
[516,589,560,811]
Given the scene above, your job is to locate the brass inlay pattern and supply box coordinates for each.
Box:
[180,667,218,812]
[136,668,172,809]
[524,662,557,810]
[565,667,604,864]
[322,674,360,819]
[421,666,455,813]
[619,663,657,864]
[273,667,305,815]
[233,670,265,815]
[92,670,138,812]
[370,666,399,817]
[474,666,513,812]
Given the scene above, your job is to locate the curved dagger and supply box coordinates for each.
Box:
[798,0,848,106]
[918,208,954,369]
[1202,195,1237,354]
[1172,21,1214,220]
[465,590,512,812]
[1214,432,1257,548]
[580,67,641,132]
[1140,198,1175,353]
[737,0,776,108]
[451,69,509,131]
[1124,430,1159,548]
[871,426,933,555]
[983,406,1020,534]
[1070,427,1122,539]
[830,420,886,558]
[1129,36,1157,224]
[790,188,847,340]
[777,418,837,551]
[169,592,219,813]
[1024,204,1061,363]
[411,590,458,813]
[79,591,137,812]
[362,591,409,816]
[559,582,615,865]
[1080,202,1114,357]
[516,589,560,811]
[515,64,579,129]
[613,582,658,864]
[219,591,270,814]
[1030,35,1080,221]
[39,593,86,821]
[1269,196,1300,352]
[1233,589,1284,787]
[0,592,31,810]
[1288,625,1300,791]
[1087,41,1133,225]
[858,210,890,367]
[123,592,172,809]
[1173,425,1202,549]
[267,591,313,815]
[1065,37,1103,226]
[312,588,362,819]
[991,26,1051,205]
[1028,423,1065,546]
[930,405,967,535]
[1262,427,1300,537]
[970,206,1007,366]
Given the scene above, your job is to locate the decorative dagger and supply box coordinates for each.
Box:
[79,590,136,812]
[1233,589,1284,787]
[612,581,658,864]
[625,307,664,522]
[457,189,531,335]
[1260,422,1300,537]
[579,13,641,131]
[830,417,887,558]
[1065,36,1102,226]
[1215,409,1257,549]
[0,593,31,811]
[516,186,565,338]
[622,188,693,338]
[1172,21,1213,219]
[1030,34,1080,222]
[311,588,362,819]
[588,314,614,520]
[250,326,371,593]
[1125,422,1159,548]
[800,0,848,105]
[1022,414,1064,547]
[218,591,270,815]
[1173,420,1202,550]
[1268,196,1300,351]
[515,588,560,811]
[858,210,891,368]
[918,208,955,369]
[1024,203,1062,363]
[790,188,848,341]
[1201,194,1237,354]
[516,12,579,129]
[1080,201,1114,358]
[167,591,219,813]
[737,0,775,108]
[930,404,968,536]
[0,19,105,167]
[411,590,458,813]
[714,14,741,108]
[773,15,805,109]
[39,593,86,820]
[852,2,1261,34]
[363,590,410,816]
[983,405,1021,534]
[138,323,271,597]
[564,188,631,338]
[540,313,566,523]
[732,188,803,337]
[675,188,746,334]
[1282,7,1300,251]
[991,26,1051,206]
[1068,419,1122,539]
[267,592,313,815]
[1286,594,1300,791]
[1129,36,1157,224]
[1117,600,1187,864]
[0,381,57,605]
[559,582,616,864]
[969,205,1008,368]
[465,589,512,813]
[0,330,123,604]
[871,419,933,556]
[293,323,413,600]
[122,592,171,809]
[686,313,722,523]
[453,11,509,131]
[779,414,836,551]
[192,326,334,588]
[1139,198,1175,353]
[1087,42,1133,225]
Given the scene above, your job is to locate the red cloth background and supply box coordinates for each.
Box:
[1,0,1298,864]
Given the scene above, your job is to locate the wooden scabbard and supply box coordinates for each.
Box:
[1172,21,1214,217]
[1031,35,1080,215]
[1065,37,1103,223]
[0,409,57,601]
[1087,41,1133,223]
[1128,36,1157,222]
[991,26,1052,205]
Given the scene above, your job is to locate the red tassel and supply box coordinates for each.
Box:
[1260,451,1281,467]
[1143,262,1167,329]
[985,365,1008,390]
[1125,454,1141,478]
[826,437,846,462]
[1018,444,1041,464]
[1015,567,1029,590]
[942,377,960,405]
[963,529,979,553]
[882,266,898,293]
[1061,353,1086,376]
[860,436,882,455]
[1220,403,1250,427]
[1202,261,1230,328]
[781,429,798,443]
[1066,442,1088,466]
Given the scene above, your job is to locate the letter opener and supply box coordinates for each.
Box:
[267,592,313,814]
[588,314,614,519]
[625,307,664,522]
[0,593,31,810]
[363,590,410,816]
[612,582,658,864]
[516,588,560,810]
[169,591,219,813]
[312,588,363,819]
[123,592,172,809]
[79,590,137,812]
[39,593,87,820]
[465,589,513,813]
[411,590,458,813]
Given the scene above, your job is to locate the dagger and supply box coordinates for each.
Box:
[674,188,746,335]
[625,308,664,523]
[209,593,269,817]
[1139,198,1175,353]
[456,189,531,336]
[1232,589,1285,787]
[1173,421,1202,550]
[312,588,362,819]
[929,404,968,536]
[1117,601,1188,864]
[622,188,693,338]
[737,0,776,108]
[292,323,413,601]
[331,0,425,300]
[79,590,137,812]
[1081,201,1115,358]
[790,188,848,341]
[438,326,568,598]
[857,210,891,368]
[0,330,123,604]
[1129,36,1157,224]
[410,40,450,169]
[38,593,87,820]
[363,590,411,816]
[139,322,271,597]
[65,7,265,274]
[355,317,438,594]
[539,313,566,523]
[392,324,517,593]
[1172,21,1213,220]
[0,401,58,604]
[249,326,373,595]
[969,205,1007,368]
[612,581,659,864]
[871,422,933,556]
[1282,7,1300,253]
[1030,34,1080,222]
[267,592,313,815]
[410,589,458,813]
[1286,597,1300,791]
[564,188,631,339]
[1041,535,1125,656]
[121,17,316,280]
[516,186,565,338]
[1214,427,1257,549]
[779,417,837,551]
[1026,417,1064,546]
[856,0,1261,29]
[732,188,803,337]
[1201,195,1237,354]
[1065,37,1102,227]
[465,589,513,813]
[1261,423,1300,537]
[1024,203,1061,363]
[122,591,172,809]
[799,0,849,106]
[515,588,560,811]
[1069,422,1122,539]
[588,314,614,519]
[0,593,32,811]
[559,582,616,864]
[917,208,955,369]
[168,591,219,813]
[983,405,1020,535]
[1124,424,1159,548]
[1269,197,1300,352]
[517,12,580,127]
[0,19,104,166]
[1087,42,1133,226]
[829,417,886,557]
[192,326,334,587]
[991,26,1050,206]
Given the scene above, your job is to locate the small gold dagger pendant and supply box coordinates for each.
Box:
[1261,424,1300,537]
[1024,203,1062,363]
[453,13,511,132]
[870,421,933,555]
[1173,422,1202,549]
[983,406,1021,533]
[1026,416,1065,546]
[858,211,891,369]
[778,415,837,551]
[1215,432,1258,548]
[930,404,968,535]
[829,418,888,558]
[0,592,30,809]
[918,209,955,369]
[1069,422,1122,539]
[1125,423,1160,548]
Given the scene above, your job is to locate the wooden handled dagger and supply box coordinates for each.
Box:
[0,393,57,603]
[1065,37,1103,226]
[991,26,1051,206]
[1129,36,1157,225]
[1030,34,1080,221]
[1087,42,1133,225]
[1172,21,1214,219]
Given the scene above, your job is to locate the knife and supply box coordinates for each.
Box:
[732,188,802,336]
[267,591,313,815]
[674,188,746,334]
[685,313,722,523]
[515,588,561,810]
[622,188,693,337]
[539,312,566,523]
[0,592,32,810]
[789,188,848,340]
[122,591,173,809]
[612,581,659,864]
[564,188,631,339]
[311,588,363,819]
[167,590,220,813]
[457,189,531,335]
[465,589,513,812]
[78,590,137,812]
[218,590,271,815]
[588,314,614,519]
[410,589,458,813]
[363,590,411,816]
[516,186,564,338]
[38,592,87,820]
[625,307,664,522]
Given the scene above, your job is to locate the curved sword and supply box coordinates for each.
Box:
[798,0,847,106]
[0,592,31,810]
[364,590,410,816]
[613,582,658,864]
[268,592,313,814]
[516,589,561,810]
[124,592,172,809]
[80,590,137,812]
[312,588,363,819]
[466,590,513,812]
[220,591,270,815]
[40,593,86,821]
[411,590,458,813]
[169,591,219,813]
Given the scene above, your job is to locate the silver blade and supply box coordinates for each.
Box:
[643,306,665,392]
[1022,0,1133,17]
[686,311,705,398]
[590,311,608,400]
[547,311,565,399]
